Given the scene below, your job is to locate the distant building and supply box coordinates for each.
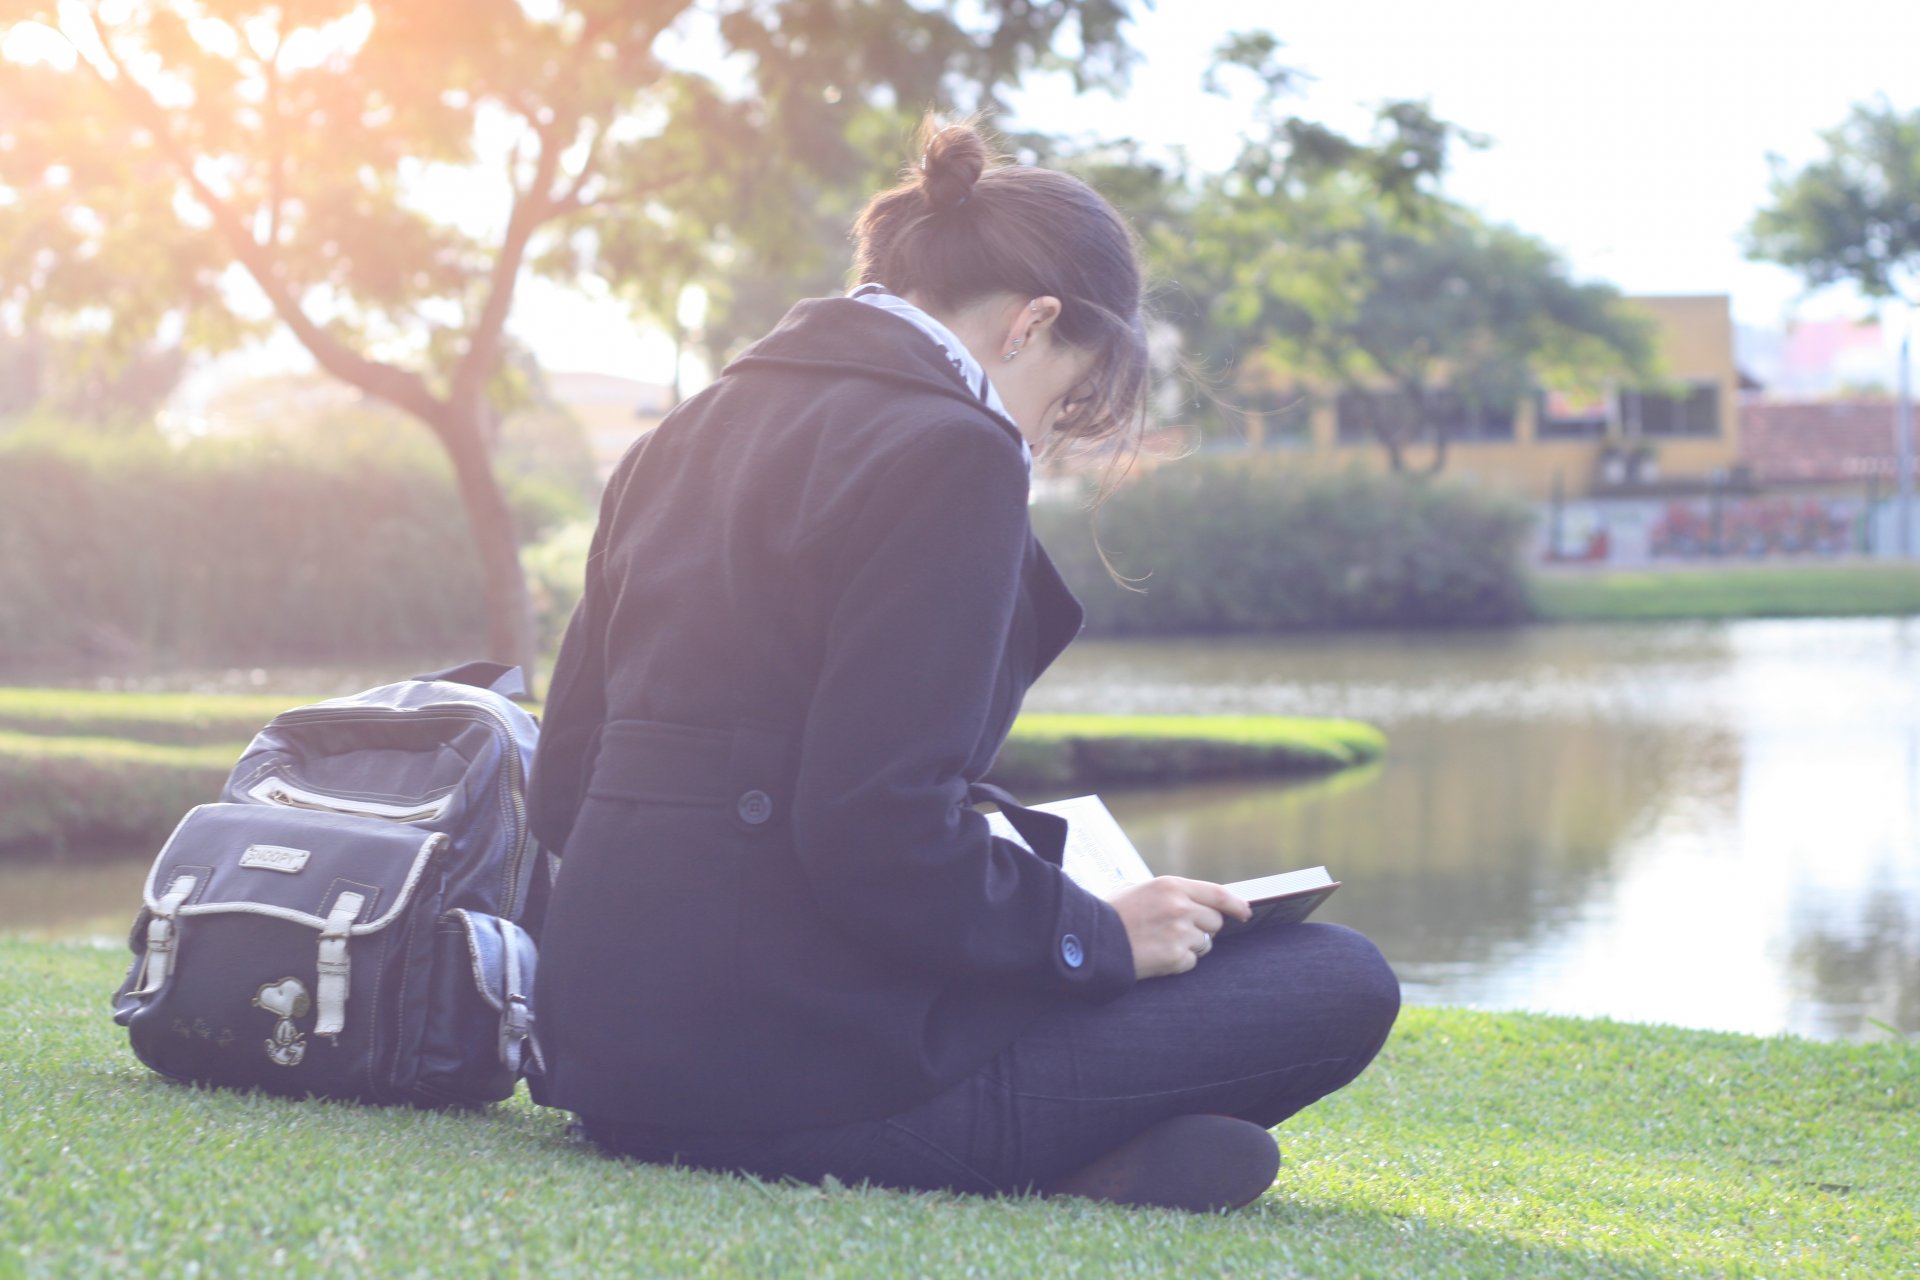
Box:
[1274,295,1744,500]
[545,371,673,477]
[1739,400,1899,489]
[1765,317,1891,399]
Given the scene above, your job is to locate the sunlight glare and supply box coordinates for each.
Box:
[1,21,77,70]
[186,15,239,59]
[279,5,372,75]
[243,14,279,62]
[54,0,117,78]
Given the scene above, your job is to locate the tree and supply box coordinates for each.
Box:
[0,1,1141,684]
[1069,35,1654,471]
[1746,96,1920,307]
[1239,195,1658,473]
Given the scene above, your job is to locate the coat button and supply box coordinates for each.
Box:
[1060,933,1085,969]
[736,789,773,825]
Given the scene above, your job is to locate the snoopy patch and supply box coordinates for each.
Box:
[253,977,310,1067]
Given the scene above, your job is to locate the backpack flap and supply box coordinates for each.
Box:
[120,803,446,1098]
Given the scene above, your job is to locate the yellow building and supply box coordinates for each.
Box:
[1275,294,1742,500]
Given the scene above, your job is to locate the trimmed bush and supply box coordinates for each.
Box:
[0,422,488,665]
[1033,460,1537,634]
[0,732,232,857]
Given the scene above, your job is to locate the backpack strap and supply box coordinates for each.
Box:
[409,661,528,702]
[136,874,198,996]
[314,892,366,1039]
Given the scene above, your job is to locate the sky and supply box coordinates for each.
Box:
[522,0,1920,385]
[1017,1,1920,322]
[19,1,1911,393]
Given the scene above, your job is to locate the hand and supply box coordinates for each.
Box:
[1107,877,1252,980]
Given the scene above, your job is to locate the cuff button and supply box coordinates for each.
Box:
[1060,933,1085,969]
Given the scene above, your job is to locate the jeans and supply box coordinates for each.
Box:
[581,922,1400,1195]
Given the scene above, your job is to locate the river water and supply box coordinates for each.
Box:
[1021,618,1920,1043]
[7,618,1916,1041]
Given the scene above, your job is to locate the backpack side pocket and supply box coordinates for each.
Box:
[419,909,542,1106]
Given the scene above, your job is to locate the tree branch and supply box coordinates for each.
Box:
[449,116,565,417]
[74,12,445,427]
[263,39,285,247]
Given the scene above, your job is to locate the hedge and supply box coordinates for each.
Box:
[1033,460,1537,634]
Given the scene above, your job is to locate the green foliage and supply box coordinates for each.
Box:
[0,732,232,857]
[1746,95,1920,305]
[0,422,486,666]
[1531,565,1920,623]
[1035,461,1537,634]
[5,942,1915,1277]
[520,519,594,654]
[1059,78,1653,465]
[0,2,1144,677]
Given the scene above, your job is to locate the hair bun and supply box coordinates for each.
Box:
[919,122,988,212]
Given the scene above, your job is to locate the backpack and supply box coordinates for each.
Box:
[111,662,547,1107]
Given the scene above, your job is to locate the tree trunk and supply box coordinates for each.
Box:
[1377,427,1406,472]
[437,407,540,696]
[1420,422,1451,476]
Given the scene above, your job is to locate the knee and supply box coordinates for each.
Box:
[1302,923,1401,1046]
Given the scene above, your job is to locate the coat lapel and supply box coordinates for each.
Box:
[1025,532,1085,683]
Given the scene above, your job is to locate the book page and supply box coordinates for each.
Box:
[983,794,1153,896]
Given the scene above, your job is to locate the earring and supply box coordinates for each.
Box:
[1003,336,1025,362]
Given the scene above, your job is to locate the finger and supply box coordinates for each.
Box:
[1180,879,1254,922]
[1191,905,1226,937]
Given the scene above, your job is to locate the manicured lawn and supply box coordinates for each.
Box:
[3,939,1912,1277]
[994,713,1384,790]
[1531,562,1920,623]
[0,687,299,746]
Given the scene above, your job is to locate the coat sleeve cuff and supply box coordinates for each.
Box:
[1048,878,1136,1002]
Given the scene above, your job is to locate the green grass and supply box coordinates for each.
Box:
[992,714,1385,791]
[1531,562,1920,623]
[4,939,1913,1278]
[0,691,1387,857]
[0,688,302,745]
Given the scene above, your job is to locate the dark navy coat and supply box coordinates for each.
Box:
[528,297,1136,1131]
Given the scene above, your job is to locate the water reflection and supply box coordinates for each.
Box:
[0,854,149,942]
[1026,619,1920,1042]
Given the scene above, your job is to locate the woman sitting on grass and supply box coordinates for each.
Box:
[527,118,1400,1213]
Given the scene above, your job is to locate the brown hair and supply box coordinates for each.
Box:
[851,118,1149,454]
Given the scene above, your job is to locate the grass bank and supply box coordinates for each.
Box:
[4,939,1912,1278]
[1531,562,1920,623]
[0,690,1384,857]
[988,714,1383,791]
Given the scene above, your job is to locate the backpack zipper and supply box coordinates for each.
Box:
[248,777,452,824]
[265,701,533,919]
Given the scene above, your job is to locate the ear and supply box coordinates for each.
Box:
[1003,295,1064,360]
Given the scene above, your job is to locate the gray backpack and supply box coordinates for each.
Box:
[112,662,547,1106]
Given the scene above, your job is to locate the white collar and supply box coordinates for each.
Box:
[849,284,1032,474]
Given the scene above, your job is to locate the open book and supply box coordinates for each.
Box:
[983,794,1340,936]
